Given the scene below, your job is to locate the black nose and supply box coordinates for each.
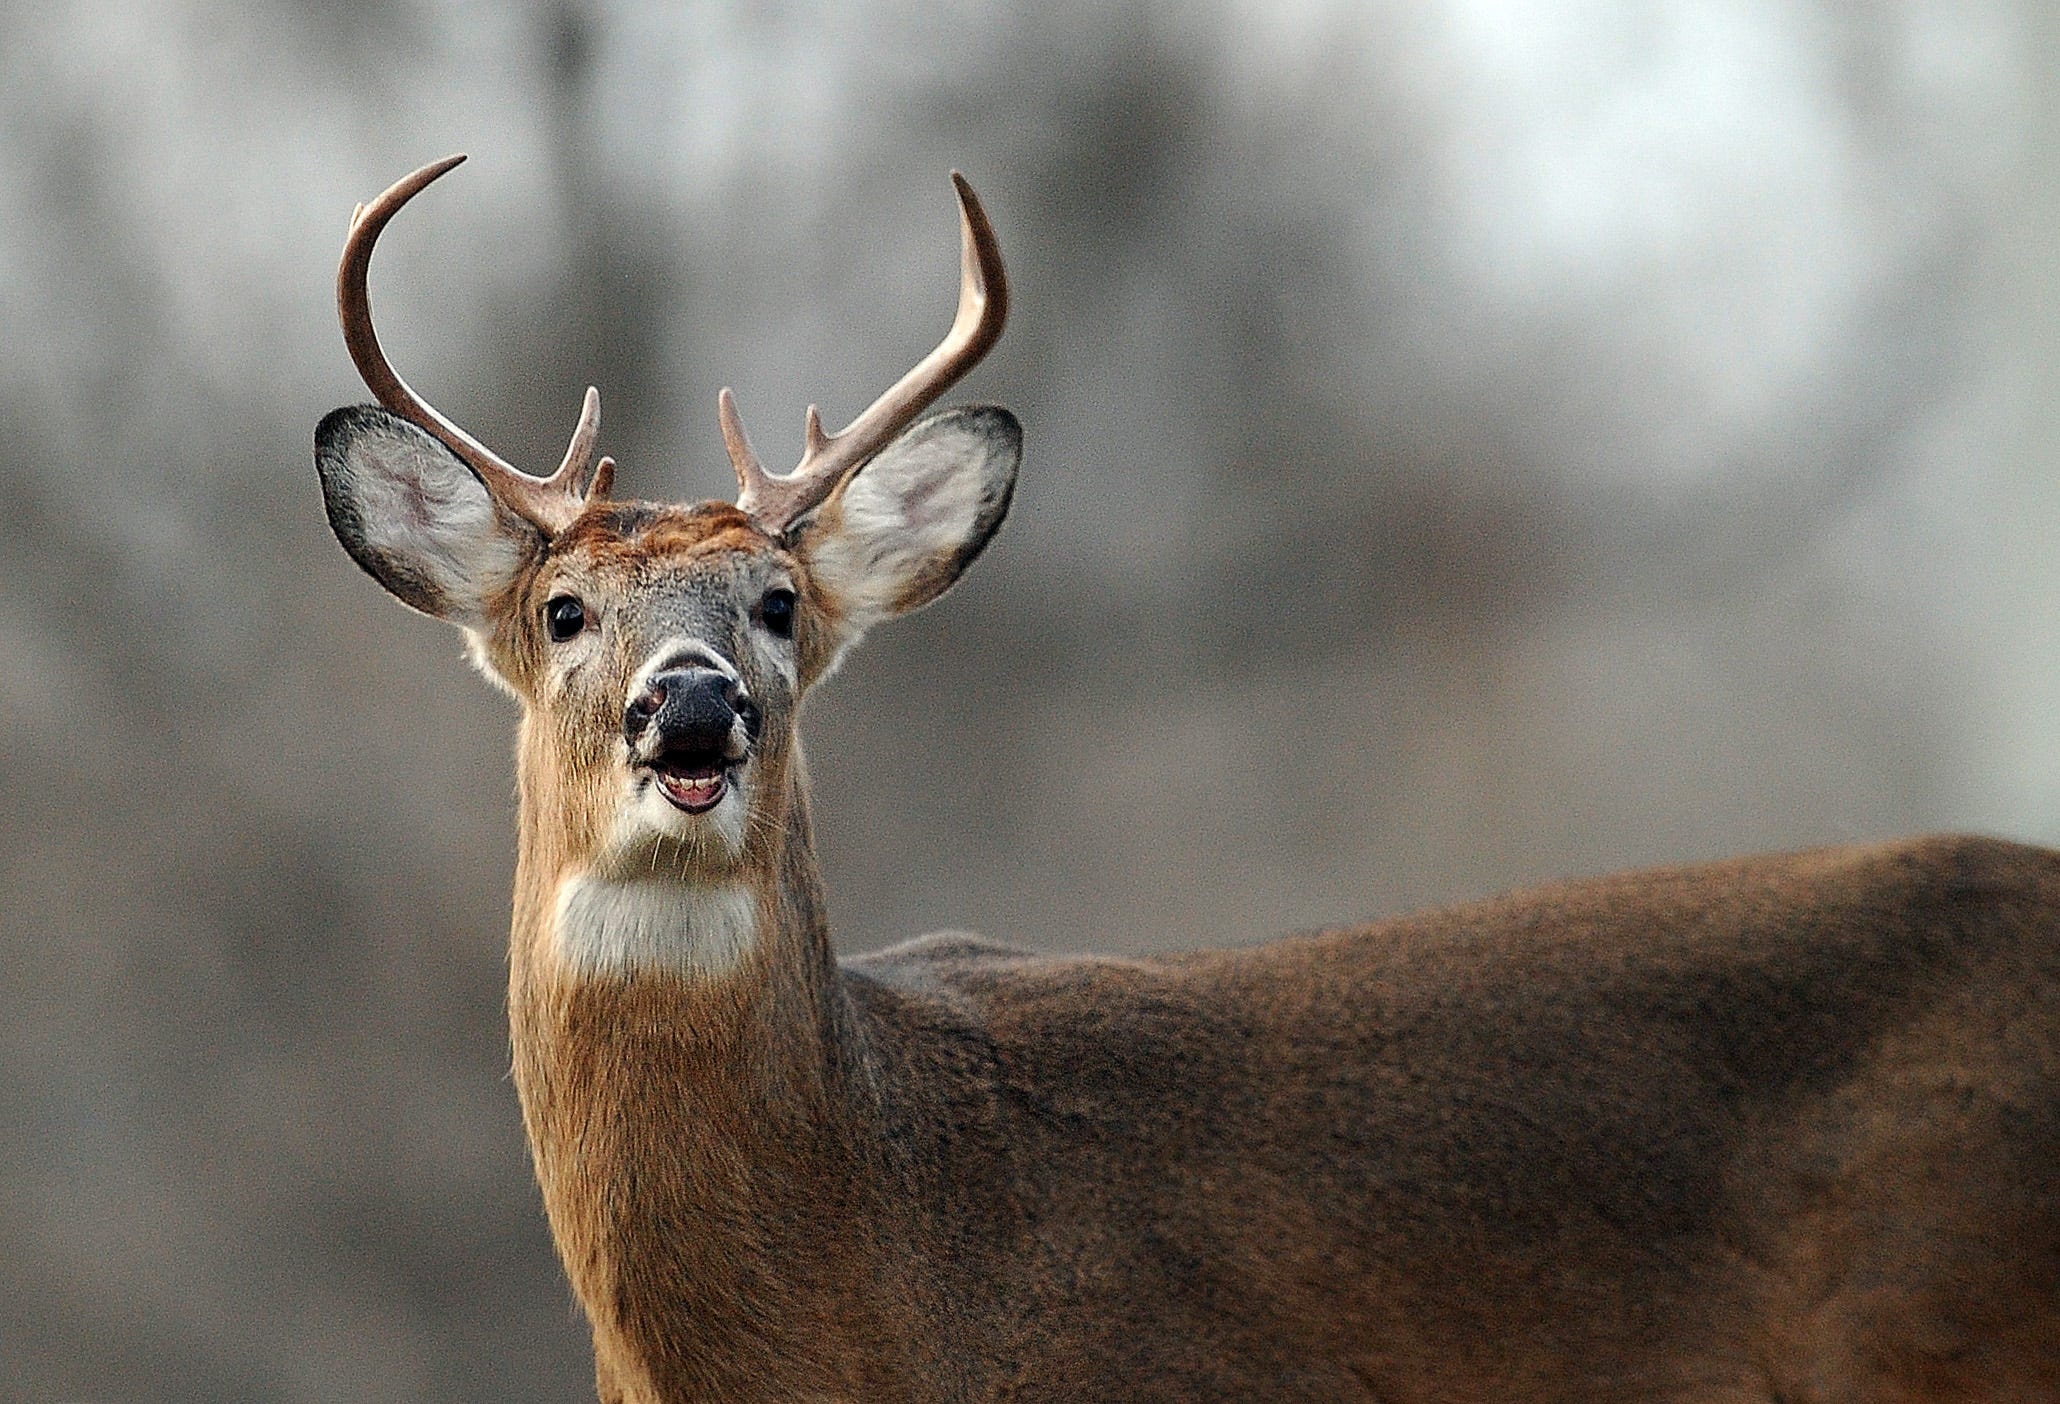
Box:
[624,667,756,751]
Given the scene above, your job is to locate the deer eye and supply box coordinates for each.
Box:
[758,588,796,639]
[545,595,587,642]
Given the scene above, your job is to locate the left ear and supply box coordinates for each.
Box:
[794,405,1021,634]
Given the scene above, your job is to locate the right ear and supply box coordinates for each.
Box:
[314,405,538,626]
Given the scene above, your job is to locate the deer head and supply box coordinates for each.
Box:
[314,156,1018,911]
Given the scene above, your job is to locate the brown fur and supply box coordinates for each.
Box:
[502,506,2060,1404]
[320,465,2060,1401]
[524,790,2060,1400]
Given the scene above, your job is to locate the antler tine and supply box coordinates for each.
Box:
[727,172,1009,533]
[338,154,604,535]
[719,385,764,489]
[559,386,603,493]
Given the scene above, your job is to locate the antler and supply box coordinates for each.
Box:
[722,172,1009,534]
[339,154,609,535]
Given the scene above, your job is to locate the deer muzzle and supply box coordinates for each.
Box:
[625,666,758,815]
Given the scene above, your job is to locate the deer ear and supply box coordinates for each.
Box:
[795,406,1020,633]
[314,405,538,625]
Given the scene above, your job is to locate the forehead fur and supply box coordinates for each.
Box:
[550,499,777,570]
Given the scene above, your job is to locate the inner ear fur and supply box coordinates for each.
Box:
[315,404,540,625]
[795,405,1021,631]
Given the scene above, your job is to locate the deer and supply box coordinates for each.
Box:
[314,154,2060,1404]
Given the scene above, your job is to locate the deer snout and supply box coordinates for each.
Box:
[626,666,758,818]
[625,668,759,759]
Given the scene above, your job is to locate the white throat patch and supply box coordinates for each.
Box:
[551,877,760,980]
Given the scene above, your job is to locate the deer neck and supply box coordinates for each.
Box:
[503,731,881,1384]
[506,725,838,989]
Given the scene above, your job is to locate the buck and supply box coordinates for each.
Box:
[315,155,2060,1403]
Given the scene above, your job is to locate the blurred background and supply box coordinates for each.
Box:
[3,0,2058,1398]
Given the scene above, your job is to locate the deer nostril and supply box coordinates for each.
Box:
[718,678,762,742]
[624,683,667,739]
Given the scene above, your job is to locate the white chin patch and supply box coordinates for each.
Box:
[552,876,759,980]
[623,767,748,860]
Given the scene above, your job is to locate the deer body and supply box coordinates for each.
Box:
[316,159,2060,1402]
[512,825,2060,1403]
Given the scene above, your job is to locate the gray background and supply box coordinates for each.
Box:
[4,1,2058,1399]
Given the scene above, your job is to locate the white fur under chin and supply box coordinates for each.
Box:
[551,875,760,980]
[622,770,750,861]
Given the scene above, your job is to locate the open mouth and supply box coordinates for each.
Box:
[648,748,733,815]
